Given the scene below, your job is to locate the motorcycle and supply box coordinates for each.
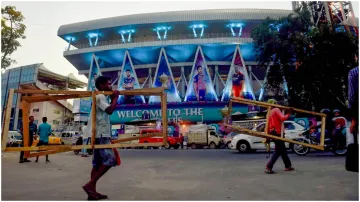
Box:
[292,121,348,156]
[73,136,93,155]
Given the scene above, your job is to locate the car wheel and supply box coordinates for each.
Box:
[209,142,216,149]
[226,142,231,149]
[237,141,251,153]
[173,144,180,149]
[164,141,171,149]
[143,141,149,149]
[191,143,197,149]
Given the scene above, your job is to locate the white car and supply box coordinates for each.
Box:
[230,121,305,152]
[7,131,22,147]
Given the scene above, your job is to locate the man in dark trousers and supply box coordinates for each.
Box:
[19,116,37,163]
[35,117,52,163]
[265,99,294,174]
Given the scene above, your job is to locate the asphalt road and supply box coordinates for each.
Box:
[1,149,358,201]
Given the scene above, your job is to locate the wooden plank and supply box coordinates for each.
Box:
[231,97,326,117]
[22,94,90,103]
[27,150,60,158]
[21,101,30,158]
[111,133,163,144]
[320,116,326,147]
[5,142,165,151]
[264,106,272,134]
[227,99,233,124]
[91,91,96,150]
[226,124,324,151]
[161,92,168,146]
[14,87,164,96]
[15,89,93,95]
[280,109,285,138]
[1,89,15,152]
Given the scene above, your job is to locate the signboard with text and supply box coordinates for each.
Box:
[110,102,248,124]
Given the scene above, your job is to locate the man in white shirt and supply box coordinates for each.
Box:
[82,76,119,200]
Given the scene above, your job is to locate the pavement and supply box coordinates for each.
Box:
[1,149,358,201]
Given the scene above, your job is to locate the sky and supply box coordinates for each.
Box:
[2,1,359,85]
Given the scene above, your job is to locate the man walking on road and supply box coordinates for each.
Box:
[35,117,52,163]
[19,116,37,163]
[83,76,120,200]
[81,122,90,157]
[265,99,294,174]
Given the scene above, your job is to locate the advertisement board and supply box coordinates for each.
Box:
[117,51,145,104]
[184,46,218,102]
[111,102,248,124]
[149,48,181,103]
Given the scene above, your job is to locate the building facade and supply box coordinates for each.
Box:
[58,9,293,124]
[1,63,87,131]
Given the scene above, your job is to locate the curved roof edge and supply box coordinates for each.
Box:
[58,8,293,36]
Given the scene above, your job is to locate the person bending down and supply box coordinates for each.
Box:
[82,76,120,200]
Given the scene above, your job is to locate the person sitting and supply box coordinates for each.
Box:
[309,125,320,143]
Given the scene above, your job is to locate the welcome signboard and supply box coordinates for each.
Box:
[110,102,248,124]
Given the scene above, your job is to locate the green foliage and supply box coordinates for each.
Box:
[1,6,26,69]
[251,4,358,111]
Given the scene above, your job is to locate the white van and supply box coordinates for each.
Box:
[60,131,81,145]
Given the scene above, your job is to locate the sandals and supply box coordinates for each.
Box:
[97,193,108,199]
[265,167,275,174]
[83,186,109,200]
[82,186,99,201]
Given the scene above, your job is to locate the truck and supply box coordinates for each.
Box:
[138,129,182,149]
[185,124,222,149]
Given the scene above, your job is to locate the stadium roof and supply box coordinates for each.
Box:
[37,64,87,89]
[58,9,293,36]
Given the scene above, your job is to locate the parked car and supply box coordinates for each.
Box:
[7,131,22,147]
[230,121,305,153]
[222,132,239,149]
[60,131,81,145]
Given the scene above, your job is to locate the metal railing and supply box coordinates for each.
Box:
[65,32,252,51]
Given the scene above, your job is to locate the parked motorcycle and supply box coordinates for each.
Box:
[73,136,93,155]
[292,122,348,156]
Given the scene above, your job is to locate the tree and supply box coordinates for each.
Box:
[251,3,358,112]
[1,6,26,69]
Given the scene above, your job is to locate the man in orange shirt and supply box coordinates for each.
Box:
[265,99,294,174]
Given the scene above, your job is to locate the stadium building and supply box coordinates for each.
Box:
[57,9,292,124]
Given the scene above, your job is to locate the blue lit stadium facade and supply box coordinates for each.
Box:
[58,9,292,124]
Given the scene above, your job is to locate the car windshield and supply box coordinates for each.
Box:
[13,136,22,140]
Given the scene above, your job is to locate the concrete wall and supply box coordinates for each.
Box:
[29,101,68,128]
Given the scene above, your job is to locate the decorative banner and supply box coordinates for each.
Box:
[117,50,145,104]
[80,54,102,114]
[184,46,218,102]
[110,102,248,124]
[87,54,102,91]
[149,48,181,103]
[221,45,255,101]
